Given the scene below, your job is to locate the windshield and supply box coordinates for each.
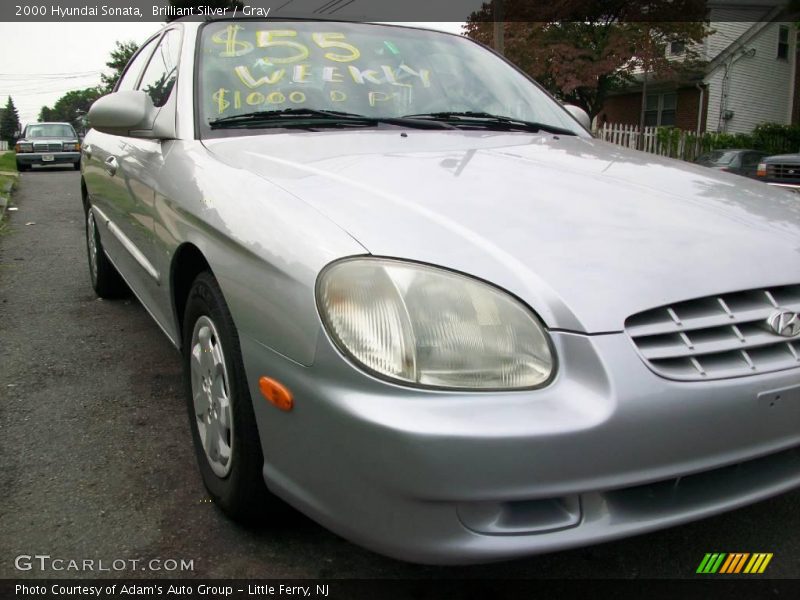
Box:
[198,21,584,136]
[25,124,77,138]
[697,150,738,166]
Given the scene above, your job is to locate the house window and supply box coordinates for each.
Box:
[669,41,685,55]
[778,25,789,60]
[644,93,677,126]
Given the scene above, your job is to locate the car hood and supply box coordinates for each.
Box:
[204,131,800,333]
[22,137,78,143]
[765,154,800,163]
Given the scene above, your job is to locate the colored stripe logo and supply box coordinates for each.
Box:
[697,553,773,574]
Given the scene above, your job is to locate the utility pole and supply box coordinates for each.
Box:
[639,66,648,150]
[493,0,504,55]
[638,29,651,151]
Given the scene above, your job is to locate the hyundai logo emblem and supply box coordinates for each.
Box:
[767,309,800,338]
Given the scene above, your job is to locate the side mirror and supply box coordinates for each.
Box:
[88,90,176,139]
[564,105,591,131]
[89,90,152,136]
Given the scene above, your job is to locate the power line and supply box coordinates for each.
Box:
[0,72,103,97]
[0,71,102,79]
[1,80,101,92]
[2,78,100,88]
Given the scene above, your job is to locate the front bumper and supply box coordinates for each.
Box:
[16,151,80,166]
[240,328,800,564]
[766,182,800,192]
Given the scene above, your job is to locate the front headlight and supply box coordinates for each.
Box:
[63,142,80,151]
[317,258,554,390]
[15,142,32,153]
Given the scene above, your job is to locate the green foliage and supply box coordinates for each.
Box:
[38,87,103,133]
[38,38,139,132]
[100,40,140,94]
[698,131,754,152]
[0,173,16,217]
[0,97,21,145]
[0,174,14,191]
[34,38,139,135]
[751,122,800,155]
[0,151,17,172]
[654,122,800,161]
[693,123,800,155]
[655,126,685,156]
[464,1,711,118]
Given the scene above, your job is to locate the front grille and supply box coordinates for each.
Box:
[767,164,800,180]
[32,142,62,152]
[626,285,800,380]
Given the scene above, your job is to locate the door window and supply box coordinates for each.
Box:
[138,29,182,107]
[116,37,159,92]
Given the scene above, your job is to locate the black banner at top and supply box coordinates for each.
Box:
[0,0,794,22]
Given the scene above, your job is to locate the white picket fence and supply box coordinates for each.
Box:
[594,122,703,161]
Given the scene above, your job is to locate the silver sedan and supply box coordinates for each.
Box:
[82,19,800,564]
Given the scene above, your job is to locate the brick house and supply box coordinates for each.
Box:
[597,2,798,134]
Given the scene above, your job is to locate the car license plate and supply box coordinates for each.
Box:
[42,154,54,162]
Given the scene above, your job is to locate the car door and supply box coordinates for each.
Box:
[84,34,160,286]
[89,28,183,336]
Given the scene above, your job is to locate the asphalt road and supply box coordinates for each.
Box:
[1,167,799,581]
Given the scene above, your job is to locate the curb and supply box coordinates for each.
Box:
[0,174,17,223]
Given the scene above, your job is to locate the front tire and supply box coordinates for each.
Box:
[16,161,29,172]
[73,161,81,171]
[85,206,127,298]
[183,271,272,522]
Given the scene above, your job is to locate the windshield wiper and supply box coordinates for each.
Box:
[401,111,577,135]
[209,108,371,129]
[208,108,456,130]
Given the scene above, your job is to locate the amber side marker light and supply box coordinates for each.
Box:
[259,376,294,411]
[756,163,767,177]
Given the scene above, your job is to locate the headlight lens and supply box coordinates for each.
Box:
[16,142,32,153]
[317,259,554,390]
[63,142,80,151]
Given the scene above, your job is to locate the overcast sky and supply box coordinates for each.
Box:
[0,22,464,126]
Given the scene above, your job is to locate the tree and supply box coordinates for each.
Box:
[100,40,139,94]
[166,0,243,22]
[464,1,710,119]
[38,87,104,133]
[0,97,21,145]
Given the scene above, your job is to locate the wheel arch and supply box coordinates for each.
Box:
[80,177,89,213]
[171,242,215,349]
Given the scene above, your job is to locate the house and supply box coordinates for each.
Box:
[597,2,798,134]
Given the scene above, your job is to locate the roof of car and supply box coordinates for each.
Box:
[169,16,456,36]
